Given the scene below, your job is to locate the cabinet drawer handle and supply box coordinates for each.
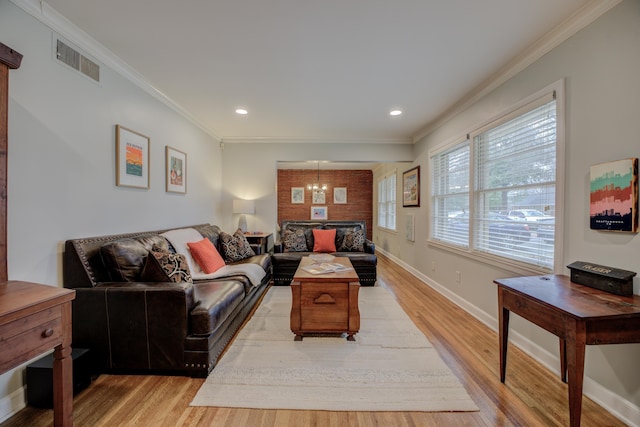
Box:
[41,328,54,338]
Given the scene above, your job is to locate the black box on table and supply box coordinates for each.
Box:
[567,261,636,296]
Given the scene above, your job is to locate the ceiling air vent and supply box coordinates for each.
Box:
[55,38,100,83]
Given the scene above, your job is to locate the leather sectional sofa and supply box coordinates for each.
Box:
[272,220,377,286]
[63,223,271,378]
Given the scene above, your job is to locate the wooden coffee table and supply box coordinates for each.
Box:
[290,257,360,341]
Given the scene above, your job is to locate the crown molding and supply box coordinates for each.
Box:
[412,0,623,143]
[220,136,412,145]
[10,0,222,142]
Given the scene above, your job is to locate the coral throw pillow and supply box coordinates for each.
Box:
[312,229,336,253]
[187,238,226,274]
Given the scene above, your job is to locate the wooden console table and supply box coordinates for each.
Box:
[495,274,640,427]
[0,281,75,426]
[290,257,360,341]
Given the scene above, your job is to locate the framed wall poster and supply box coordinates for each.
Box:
[291,187,304,204]
[115,125,150,189]
[590,158,638,232]
[165,146,187,194]
[311,206,328,220]
[334,187,347,204]
[403,166,420,207]
[312,189,326,204]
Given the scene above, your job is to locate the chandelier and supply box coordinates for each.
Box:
[307,162,328,194]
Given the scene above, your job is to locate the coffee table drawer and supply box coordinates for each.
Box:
[300,284,348,331]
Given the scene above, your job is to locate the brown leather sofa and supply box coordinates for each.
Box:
[63,224,271,378]
[272,220,377,286]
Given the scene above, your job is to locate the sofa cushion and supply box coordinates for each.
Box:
[190,280,245,336]
[283,228,308,252]
[135,235,169,252]
[312,229,336,252]
[100,238,148,282]
[194,224,222,249]
[140,245,193,283]
[220,229,256,262]
[338,228,365,252]
[187,238,225,274]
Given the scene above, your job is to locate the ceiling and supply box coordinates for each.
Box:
[40,0,598,143]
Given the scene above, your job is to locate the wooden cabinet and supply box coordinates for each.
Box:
[290,257,360,341]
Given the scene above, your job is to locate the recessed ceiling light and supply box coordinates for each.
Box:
[235,108,248,115]
[389,109,402,116]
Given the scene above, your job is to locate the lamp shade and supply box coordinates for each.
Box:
[233,199,255,214]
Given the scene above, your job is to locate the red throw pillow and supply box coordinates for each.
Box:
[312,229,336,253]
[187,238,225,274]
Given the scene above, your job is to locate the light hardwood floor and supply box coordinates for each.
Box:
[2,254,626,426]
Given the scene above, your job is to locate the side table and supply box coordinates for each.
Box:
[0,281,75,427]
[244,232,273,254]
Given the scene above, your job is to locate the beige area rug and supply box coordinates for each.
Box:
[190,286,479,412]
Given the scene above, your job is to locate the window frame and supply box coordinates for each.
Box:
[428,80,565,275]
[377,169,397,232]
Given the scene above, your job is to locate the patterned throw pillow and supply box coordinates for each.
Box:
[140,245,193,283]
[220,229,256,262]
[283,228,308,252]
[338,228,366,252]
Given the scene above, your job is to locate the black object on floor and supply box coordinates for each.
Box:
[26,347,93,408]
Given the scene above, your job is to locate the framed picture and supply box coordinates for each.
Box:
[590,158,638,232]
[115,125,150,189]
[165,146,187,194]
[311,206,328,220]
[402,166,420,207]
[291,187,304,204]
[312,190,326,204]
[334,187,347,204]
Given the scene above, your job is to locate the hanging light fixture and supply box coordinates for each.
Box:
[307,162,328,194]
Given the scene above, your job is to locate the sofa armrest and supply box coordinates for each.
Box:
[71,281,194,371]
[364,239,375,254]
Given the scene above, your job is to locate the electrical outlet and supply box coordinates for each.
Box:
[456,271,461,283]
[431,261,436,272]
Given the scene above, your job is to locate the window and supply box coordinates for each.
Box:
[378,171,397,230]
[431,141,470,248]
[430,86,561,271]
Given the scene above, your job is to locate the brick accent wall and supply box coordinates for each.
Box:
[277,169,373,239]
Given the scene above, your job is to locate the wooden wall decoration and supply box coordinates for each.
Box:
[0,43,24,282]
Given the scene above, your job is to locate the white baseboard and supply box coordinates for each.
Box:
[378,248,640,427]
[0,386,26,424]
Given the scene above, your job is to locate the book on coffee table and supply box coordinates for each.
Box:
[302,262,353,275]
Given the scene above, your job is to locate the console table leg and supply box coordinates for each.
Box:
[566,320,586,427]
[560,338,567,383]
[53,301,73,427]
[499,295,510,383]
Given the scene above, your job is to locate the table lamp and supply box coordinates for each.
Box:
[233,199,255,233]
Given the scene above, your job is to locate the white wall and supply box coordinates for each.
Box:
[374,1,640,423]
[0,2,222,420]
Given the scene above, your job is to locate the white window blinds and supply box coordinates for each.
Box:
[430,90,559,271]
